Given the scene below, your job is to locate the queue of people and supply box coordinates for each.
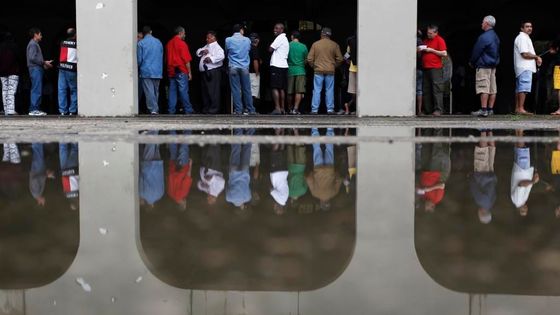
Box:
[417,16,560,116]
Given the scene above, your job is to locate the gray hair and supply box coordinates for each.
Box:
[484,15,496,28]
[321,27,333,37]
[174,26,185,35]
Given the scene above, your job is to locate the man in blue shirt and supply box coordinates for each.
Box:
[470,16,500,117]
[137,26,163,114]
[225,24,256,115]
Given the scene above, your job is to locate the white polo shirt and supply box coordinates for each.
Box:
[270,33,289,68]
[513,32,537,77]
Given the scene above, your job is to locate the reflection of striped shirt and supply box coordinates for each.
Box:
[59,40,77,72]
[62,168,79,198]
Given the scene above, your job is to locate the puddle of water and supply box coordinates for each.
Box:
[4,128,560,314]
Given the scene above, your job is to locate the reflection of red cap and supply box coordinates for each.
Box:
[421,171,444,205]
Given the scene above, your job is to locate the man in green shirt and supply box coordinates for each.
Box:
[287,31,308,115]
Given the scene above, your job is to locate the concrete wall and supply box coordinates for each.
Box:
[357,0,416,117]
[76,1,138,116]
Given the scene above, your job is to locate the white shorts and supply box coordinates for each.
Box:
[250,73,260,99]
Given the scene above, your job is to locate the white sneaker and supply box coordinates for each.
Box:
[29,110,47,116]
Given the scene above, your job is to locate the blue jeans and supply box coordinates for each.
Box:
[311,74,335,113]
[29,67,44,112]
[229,128,255,171]
[229,67,255,114]
[168,131,191,167]
[312,128,335,166]
[141,78,160,113]
[59,143,79,170]
[31,143,46,174]
[168,72,193,114]
[58,70,78,114]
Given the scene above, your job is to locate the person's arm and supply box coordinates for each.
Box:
[211,46,225,64]
[469,37,485,67]
[28,44,44,67]
[269,37,279,53]
[335,44,344,66]
[196,46,206,57]
[186,62,192,80]
[137,42,144,67]
[519,38,542,65]
[253,59,260,76]
[425,47,448,57]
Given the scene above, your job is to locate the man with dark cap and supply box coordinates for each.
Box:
[307,27,343,115]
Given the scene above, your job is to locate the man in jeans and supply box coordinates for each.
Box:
[420,25,448,116]
[27,27,53,116]
[470,16,500,117]
[165,26,194,115]
[225,24,256,115]
[58,28,78,115]
[138,26,163,115]
[307,27,343,115]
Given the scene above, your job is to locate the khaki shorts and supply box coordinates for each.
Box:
[474,146,496,173]
[348,71,357,94]
[554,66,560,90]
[287,75,306,94]
[250,73,260,99]
[476,68,497,95]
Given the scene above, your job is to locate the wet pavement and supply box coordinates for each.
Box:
[3,126,560,314]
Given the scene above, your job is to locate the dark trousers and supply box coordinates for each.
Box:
[201,68,222,114]
[423,68,444,114]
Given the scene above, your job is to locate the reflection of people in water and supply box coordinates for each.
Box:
[306,128,342,211]
[270,130,289,215]
[470,131,497,224]
[59,142,79,210]
[543,133,560,218]
[29,143,55,207]
[287,134,308,203]
[167,136,192,211]
[2,143,21,164]
[140,141,164,208]
[198,139,225,206]
[226,129,255,210]
[416,129,451,213]
[511,130,539,217]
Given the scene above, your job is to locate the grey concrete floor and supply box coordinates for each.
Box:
[1,115,560,143]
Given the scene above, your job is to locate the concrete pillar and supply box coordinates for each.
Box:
[76,1,138,116]
[357,0,417,117]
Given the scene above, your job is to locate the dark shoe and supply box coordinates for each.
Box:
[270,109,282,115]
[487,109,494,116]
[309,111,318,115]
[327,111,336,115]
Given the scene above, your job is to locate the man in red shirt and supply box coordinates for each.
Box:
[165,26,194,114]
[420,25,448,116]
[167,140,193,211]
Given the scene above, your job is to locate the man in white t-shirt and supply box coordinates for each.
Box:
[513,21,542,115]
[269,23,290,115]
[511,130,540,216]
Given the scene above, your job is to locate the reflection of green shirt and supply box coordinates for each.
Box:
[288,41,308,76]
[288,164,307,198]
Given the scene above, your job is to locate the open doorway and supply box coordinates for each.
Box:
[137,0,357,114]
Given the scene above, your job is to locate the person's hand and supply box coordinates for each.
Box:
[423,47,433,53]
[537,56,543,67]
[203,57,212,64]
[188,72,192,81]
[201,49,209,56]
[44,60,53,69]
[255,71,260,77]
[533,173,540,184]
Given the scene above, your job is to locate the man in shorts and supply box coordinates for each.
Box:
[287,31,308,115]
[470,130,497,224]
[269,23,290,115]
[513,21,542,115]
[470,16,500,117]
